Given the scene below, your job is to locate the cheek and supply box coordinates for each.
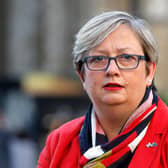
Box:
[126,69,147,94]
[83,73,95,91]
[83,72,102,93]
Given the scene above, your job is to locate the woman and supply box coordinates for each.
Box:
[37,11,168,168]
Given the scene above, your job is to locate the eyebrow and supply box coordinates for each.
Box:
[89,49,107,55]
[116,47,134,52]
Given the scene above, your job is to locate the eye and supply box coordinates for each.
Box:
[88,56,105,63]
[118,54,137,62]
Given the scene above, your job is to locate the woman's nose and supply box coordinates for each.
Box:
[105,59,120,76]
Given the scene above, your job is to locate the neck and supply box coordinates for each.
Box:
[94,103,138,140]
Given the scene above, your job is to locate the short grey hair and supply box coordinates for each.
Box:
[73,11,158,72]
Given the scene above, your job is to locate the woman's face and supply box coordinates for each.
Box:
[80,24,156,111]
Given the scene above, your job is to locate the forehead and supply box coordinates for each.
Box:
[88,24,143,55]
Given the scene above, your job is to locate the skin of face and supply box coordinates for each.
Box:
[78,24,156,123]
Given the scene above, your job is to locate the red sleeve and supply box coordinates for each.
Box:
[37,130,59,168]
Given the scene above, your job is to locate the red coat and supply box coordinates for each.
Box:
[37,98,168,168]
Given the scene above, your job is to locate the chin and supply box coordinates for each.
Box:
[102,96,126,105]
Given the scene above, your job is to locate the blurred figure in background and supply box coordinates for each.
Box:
[3,90,38,168]
[9,132,38,168]
[42,106,74,132]
[0,109,10,168]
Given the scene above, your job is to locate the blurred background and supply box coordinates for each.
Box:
[0,0,168,167]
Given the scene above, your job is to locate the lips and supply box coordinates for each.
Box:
[103,83,123,91]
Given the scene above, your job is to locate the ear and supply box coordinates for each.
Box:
[146,62,156,86]
[77,71,86,90]
[77,71,84,82]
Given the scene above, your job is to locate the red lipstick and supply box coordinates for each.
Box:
[103,83,123,91]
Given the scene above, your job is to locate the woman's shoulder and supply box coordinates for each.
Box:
[41,116,84,157]
[156,98,168,118]
[148,98,168,138]
[154,98,168,128]
[37,117,85,167]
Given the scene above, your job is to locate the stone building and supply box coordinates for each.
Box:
[0,0,168,96]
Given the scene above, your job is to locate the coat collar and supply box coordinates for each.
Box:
[150,98,168,134]
[129,98,168,168]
